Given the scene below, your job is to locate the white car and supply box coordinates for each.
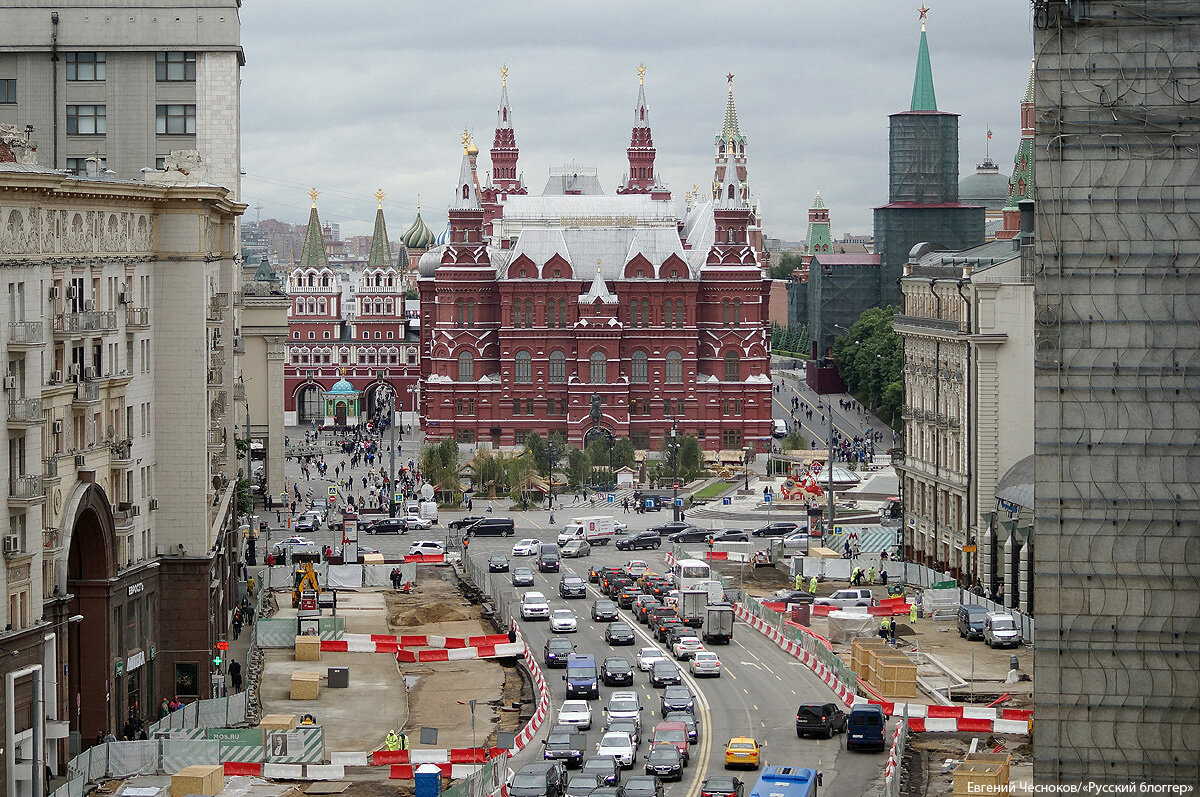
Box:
[520,591,551,620]
[689,650,722,677]
[672,637,705,661]
[408,540,446,556]
[662,590,680,608]
[549,609,578,633]
[273,535,315,550]
[636,647,667,672]
[813,588,876,609]
[625,560,649,577]
[557,700,593,730]
[595,731,636,768]
[512,538,541,556]
[404,514,433,530]
[605,691,642,726]
[614,520,629,533]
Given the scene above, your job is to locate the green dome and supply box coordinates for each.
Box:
[328,378,357,395]
[400,210,435,250]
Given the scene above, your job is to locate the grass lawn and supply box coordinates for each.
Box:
[693,481,732,501]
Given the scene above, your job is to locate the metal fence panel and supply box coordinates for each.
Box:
[197,695,228,729]
[227,690,248,724]
[67,776,86,797]
[106,740,158,777]
[183,701,199,728]
[212,728,266,762]
[264,726,324,764]
[162,739,221,772]
[87,745,107,782]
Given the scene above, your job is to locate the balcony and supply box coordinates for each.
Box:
[233,383,246,401]
[893,314,963,336]
[43,456,60,483]
[8,321,44,350]
[207,367,223,386]
[207,293,229,324]
[113,505,139,530]
[53,310,118,338]
[110,439,133,467]
[232,291,243,307]
[9,474,46,506]
[7,397,44,429]
[72,380,101,406]
[233,336,245,354]
[891,451,906,467]
[208,427,227,450]
[948,416,961,429]
[126,307,150,329]
[43,529,62,552]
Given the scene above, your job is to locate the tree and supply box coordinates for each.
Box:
[235,476,254,516]
[660,433,704,481]
[470,450,509,498]
[506,452,538,500]
[525,433,549,477]
[831,305,904,425]
[612,438,636,471]
[781,431,809,452]
[769,252,804,281]
[565,446,589,488]
[420,438,460,500]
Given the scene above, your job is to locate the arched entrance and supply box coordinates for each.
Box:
[297,383,323,424]
[364,382,396,428]
[63,484,117,745]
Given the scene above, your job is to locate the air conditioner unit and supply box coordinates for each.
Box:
[67,364,80,378]
[49,286,60,301]
[130,505,140,517]
[118,289,129,304]
[155,544,166,556]
[2,536,20,554]
[83,366,97,381]
[149,498,159,510]
[52,419,63,434]
[3,376,15,390]
[49,370,62,384]
[65,285,77,299]
[83,299,95,312]
[74,454,86,467]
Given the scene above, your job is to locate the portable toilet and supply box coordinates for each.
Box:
[415,763,443,797]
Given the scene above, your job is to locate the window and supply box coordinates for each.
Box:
[642,400,651,416]
[525,399,535,416]
[732,300,742,324]
[64,157,106,175]
[514,430,528,445]
[66,52,105,81]
[512,398,521,416]
[665,350,683,383]
[455,300,464,328]
[589,351,607,384]
[66,105,106,135]
[663,300,674,328]
[156,104,196,135]
[722,399,742,416]
[631,351,648,383]
[632,431,650,450]
[0,80,14,103]
[722,429,743,448]
[514,351,532,383]
[455,398,475,416]
[546,398,557,415]
[723,350,740,382]
[456,351,474,382]
[525,299,534,327]
[457,429,475,443]
[547,299,557,328]
[722,300,730,325]
[156,51,196,81]
[675,300,686,327]
[548,350,566,383]
[641,299,650,327]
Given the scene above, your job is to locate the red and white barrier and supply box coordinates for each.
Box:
[883,721,904,784]
[511,639,552,753]
[319,634,523,661]
[735,604,858,706]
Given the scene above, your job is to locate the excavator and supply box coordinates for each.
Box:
[292,562,321,608]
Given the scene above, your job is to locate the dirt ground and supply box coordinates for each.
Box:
[903,733,1032,796]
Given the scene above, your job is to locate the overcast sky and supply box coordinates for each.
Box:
[240,2,1032,243]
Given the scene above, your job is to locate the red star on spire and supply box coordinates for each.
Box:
[726,73,734,85]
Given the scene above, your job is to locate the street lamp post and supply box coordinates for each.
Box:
[378,372,397,518]
[670,416,680,523]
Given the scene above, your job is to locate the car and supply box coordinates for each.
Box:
[605,621,636,646]
[672,637,704,661]
[513,538,542,556]
[512,566,536,587]
[689,651,722,677]
[751,522,798,538]
[615,532,661,552]
[565,773,603,797]
[580,756,621,786]
[510,762,568,797]
[488,555,511,572]
[594,731,636,769]
[404,515,434,530]
[613,520,629,533]
[589,789,623,797]
[659,686,694,717]
[649,721,690,764]
[449,515,488,530]
[545,637,576,667]
[592,600,619,622]
[647,522,689,536]
[723,738,760,770]
[558,700,593,730]
[700,776,745,797]
[813,588,875,608]
[846,704,887,751]
[663,711,699,745]
[604,719,641,749]
[615,583,640,610]
[643,745,684,781]
[984,612,1021,648]
[538,549,562,573]
[271,535,315,552]
[562,540,593,558]
[957,604,989,639]
[294,516,319,533]
[795,703,848,739]
[522,591,552,620]
[551,609,579,633]
[666,527,710,543]
[605,577,633,599]
[604,691,642,728]
[633,597,660,622]
[465,517,516,537]
[408,540,446,556]
[636,647,667,672]
[622,776,664,797]
[560,575,588,599]
[771,589,814,604]
[368,518,408,535]
[649,661,681,687]
[587,564,605,583]
[655,620,685,644]
[625,561,649,577]
[707,529,749,544]
[600,657,635,687]
[544,725,587,768]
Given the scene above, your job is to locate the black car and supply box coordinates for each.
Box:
[580,757,621,787]
[666,527,710,543]
[543,725,587,768]
[707,529,749,544]
[615,583,640,609]
[538,550,562,573]
[367,518,408,535]
[566,773,604,797]
[648,521,691,536]
[465,517,516,537]
[666,626,698,647]
[643,745,684,781]
[700,777,744,797]
[752,522,798,538]
[560,576,588,599]
[513,566,536,587]
[795,702,848,739]
[772,589,815,604]
[615,532,661,552]
[590,789,626,797]
[605,719,641,747]
[449,515,489,530]
[605,621,636,646]
[488,555,510,573]
[656,621,685,644]
[663,711,698,744]
[649,661,681,687]
[545,637,576,668]
[510,762,568,797]
[592,600,619,622]
[660,686,694,716]
[623,776,664,797]
[634,597,660,624]
[601,657,635,686]
[588,564,605,584]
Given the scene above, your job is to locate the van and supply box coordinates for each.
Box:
[563,653,598,699]
[846,704,886,751]
[509,762,567,797]
[465,517,516,537]
[772,419,789,438]
[956,604,989,640]
[983,612,1021,648]
[537,544,561,573]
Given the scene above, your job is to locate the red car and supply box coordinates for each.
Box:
[650,721,690,765]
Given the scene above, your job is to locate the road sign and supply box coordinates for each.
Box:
[606,493,615,503]
[963,544,977,553]
[280,492,287,504]
[831,525,843,536]
[394,493,403,504]
[763,493,773,504]
[722,497,732,506]
[645,499,655,509]
[674,497,684,507]
[327,485,336,497]
[216,641,229,651]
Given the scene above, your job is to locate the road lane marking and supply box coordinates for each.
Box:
[747,650,760,661]
[727,670,737,680]
[739,662,762,670]
[761,663,774,674]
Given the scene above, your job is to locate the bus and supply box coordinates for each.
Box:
[749,766,822,797]
[672,559,711,591]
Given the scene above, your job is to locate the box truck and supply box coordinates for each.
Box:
[701,603,735,644]
[556,516,616,546]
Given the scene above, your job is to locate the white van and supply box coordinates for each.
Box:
[556,516,616,546]
[984,612,1021,648]
[772,419,789,438]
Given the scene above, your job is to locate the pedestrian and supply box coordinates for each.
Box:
[229,659,243,693]
[878,617,890,641]
[384,730,400,751]
[232,609,243,640]
[160,698,170,719]
[247,576,256,596]
[794,572,803,590]
[487,501,493,514]
[867,566,877,585]
[889,618,897,646]
[809,575,819,594]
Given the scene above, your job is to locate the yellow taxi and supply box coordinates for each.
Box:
[723,737,761,770]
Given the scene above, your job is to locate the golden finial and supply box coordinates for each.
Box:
[339,366,346,376]
[918,3,930,30]
[308,187,319,207]
[692,183,699,198]
[461,128,471,152]
[501,64,508,87]
[637,63,646,85]
[374,188,386,208]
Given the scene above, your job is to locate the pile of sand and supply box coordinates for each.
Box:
[390,603,474,627]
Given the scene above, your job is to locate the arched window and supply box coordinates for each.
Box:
[665,350,683,383]
[589,351,607,384]
[631,351,648,383]
[455,300,464,328]
[676,300,686,326]
[463,184,470,199]
[548,350,566,383]
[547,300,557,328]
[732,300,742,324]
[318,298,327,313]
[722,300,730,325]
[558,301,568,327]
[525,299,534,328]
[728,183,735,200]
[641,299,650,326]
[723,350,740,382]
[664,300,674,327]
[457,351,474,382]
[514,351,532,383]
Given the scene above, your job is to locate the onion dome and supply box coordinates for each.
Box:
[328,378,357,394]
[400,207,436,251]
[434,220,451,246]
